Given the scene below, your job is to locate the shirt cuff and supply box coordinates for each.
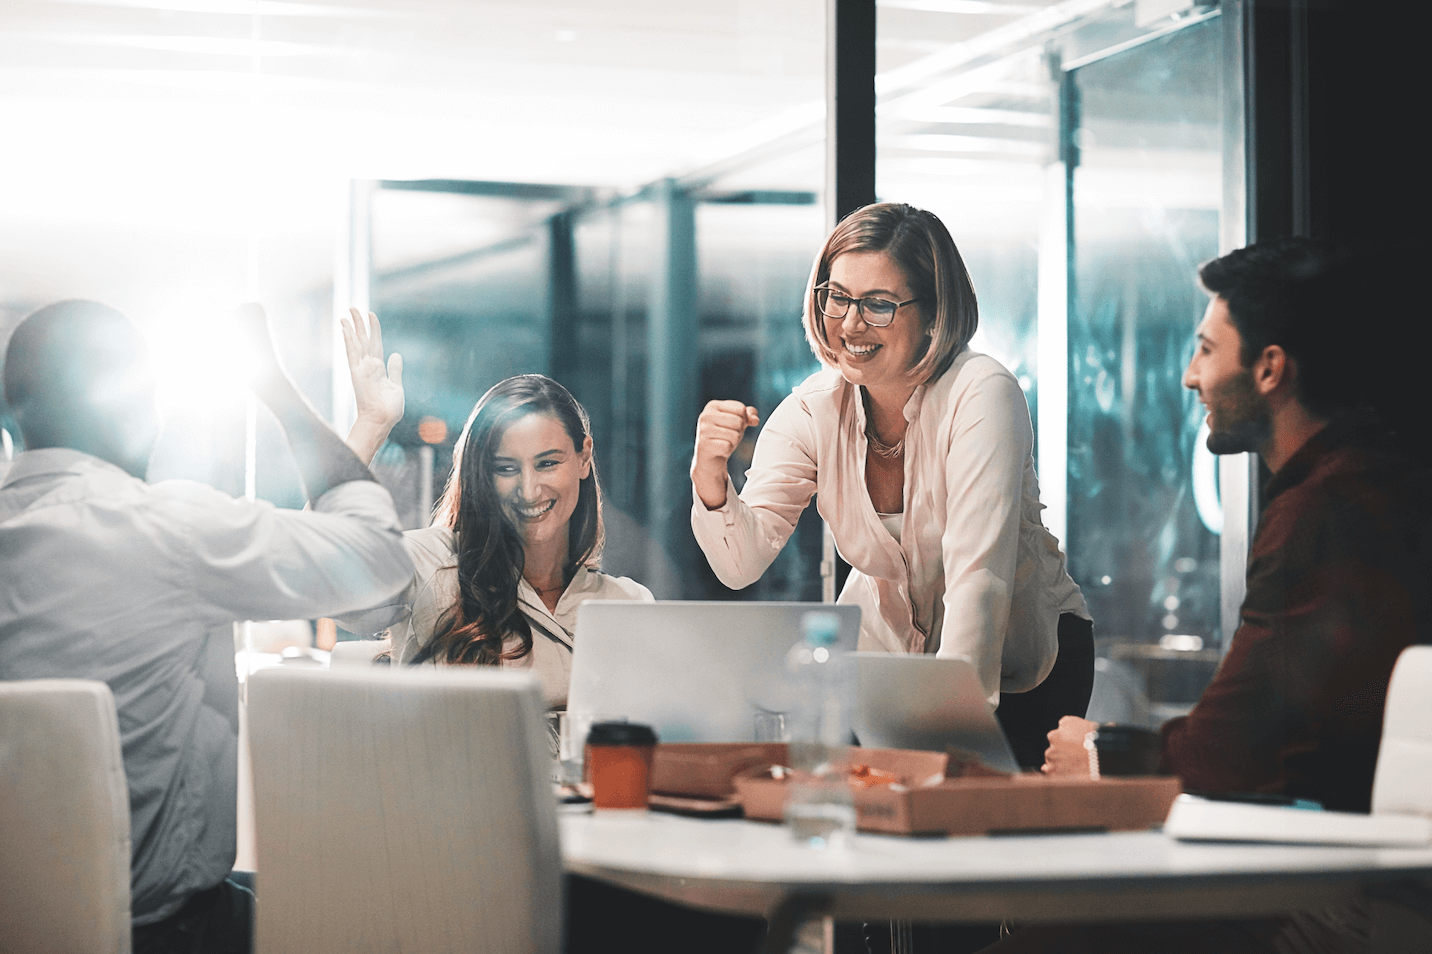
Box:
[691,474,740,528]
[312,479,403,533]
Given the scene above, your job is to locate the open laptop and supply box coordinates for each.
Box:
[850,652,1021,774]
[568,601,860,743]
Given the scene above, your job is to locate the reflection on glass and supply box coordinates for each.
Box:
[877,5,1234,724]
[1067,19,1225,723]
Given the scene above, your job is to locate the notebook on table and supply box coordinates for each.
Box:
[1164,794,1432,847]
[849,651,1022,774]
[568,601,860,743]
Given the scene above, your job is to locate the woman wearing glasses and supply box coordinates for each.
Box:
[691,202,1092,770]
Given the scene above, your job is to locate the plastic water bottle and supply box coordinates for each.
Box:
[783,610,855,848]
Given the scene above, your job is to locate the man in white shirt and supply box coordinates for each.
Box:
[0,300,413,954]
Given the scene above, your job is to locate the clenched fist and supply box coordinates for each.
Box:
[692,399,760,509]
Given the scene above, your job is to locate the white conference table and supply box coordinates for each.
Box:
[559,811,1432,925]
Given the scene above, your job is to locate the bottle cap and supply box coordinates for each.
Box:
[800,610,840,648]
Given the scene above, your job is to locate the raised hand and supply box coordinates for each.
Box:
[341,308,404,465]
[341,308,404,430]
[692,399,760,510]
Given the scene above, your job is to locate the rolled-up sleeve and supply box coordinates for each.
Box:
[158,479,412,623]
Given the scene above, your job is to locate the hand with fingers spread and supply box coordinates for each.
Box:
[343,308,404,428]
[341,308,405,465]
[692,399,760,510]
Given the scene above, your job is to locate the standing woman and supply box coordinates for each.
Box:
[691,202,1092,767]
[338,311,651,710]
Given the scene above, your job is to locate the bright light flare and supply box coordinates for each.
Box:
[142,304,263,413]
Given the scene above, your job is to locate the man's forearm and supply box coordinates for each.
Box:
[255,373,374,502]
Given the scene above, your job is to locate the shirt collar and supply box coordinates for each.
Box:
[1262,410,1388,504]
[517,565,598,617]
[0,447,133,490]
[851,382,927,432]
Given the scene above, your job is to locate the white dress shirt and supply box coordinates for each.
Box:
[0,448,412,925]
[340,524,653,709]
[692,349,1088,702]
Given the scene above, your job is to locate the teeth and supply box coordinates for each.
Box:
[517,500,555,518]
[845,342,880,356]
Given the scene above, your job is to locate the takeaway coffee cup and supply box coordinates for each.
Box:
[585,721,659,810]
[1090,724,1163,777]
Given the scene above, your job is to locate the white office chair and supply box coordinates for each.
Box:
[0,679,132,954]
[327,636,393,667]
[1371,645,1432,818]
[1368,646,1432,954]
[246,665,562,954]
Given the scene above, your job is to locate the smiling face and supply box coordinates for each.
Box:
[1183,295,1271,455]
[822,250,929,398]
[490,412,592,554]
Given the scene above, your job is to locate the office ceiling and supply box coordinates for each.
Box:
[0,0,1086,307]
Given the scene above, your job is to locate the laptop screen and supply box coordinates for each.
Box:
[568,601,860,743]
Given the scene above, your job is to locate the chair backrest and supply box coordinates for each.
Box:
[246,665,562,954]
[0,679,132,954]
[1371,645,1432,817]
[327,636,392,667]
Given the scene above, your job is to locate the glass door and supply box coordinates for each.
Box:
[1064,14,1231,725]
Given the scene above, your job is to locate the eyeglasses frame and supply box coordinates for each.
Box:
[814,284,920,328]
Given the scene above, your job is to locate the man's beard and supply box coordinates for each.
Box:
[1204,369,1272,456]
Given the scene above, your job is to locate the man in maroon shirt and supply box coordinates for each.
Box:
[993,242,1432,953]
[1045,238,1430,809]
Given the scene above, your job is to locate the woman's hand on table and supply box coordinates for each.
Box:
[1041,715,1099,778]
[692,399,759,510]
[341,308,404,464]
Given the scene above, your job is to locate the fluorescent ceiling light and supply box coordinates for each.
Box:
[878,0,1043,13]
[897,106,1050,126]
[44,34,350,56]
[36,0,400,17]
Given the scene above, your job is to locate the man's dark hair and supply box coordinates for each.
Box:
[1198,238,1357,418]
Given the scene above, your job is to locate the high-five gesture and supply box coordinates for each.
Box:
[692,399,760,510]
[341,308,405,465]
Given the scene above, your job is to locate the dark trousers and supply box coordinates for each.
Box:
[995,613,1096,770]
[132,872,254,954]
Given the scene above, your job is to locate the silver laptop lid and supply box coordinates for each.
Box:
[851,652,1021,774]
[569,601,860,743]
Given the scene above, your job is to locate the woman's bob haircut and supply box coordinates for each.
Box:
[802,202,978,384]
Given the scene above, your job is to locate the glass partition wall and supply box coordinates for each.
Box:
[359,179,827,605]
[877,0,1239,726]
[346,4,1245,727]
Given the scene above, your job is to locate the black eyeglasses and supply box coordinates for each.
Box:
[815,285,919,328]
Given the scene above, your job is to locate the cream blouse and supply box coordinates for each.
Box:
[339,525,653,708]
[691,348,1088,703]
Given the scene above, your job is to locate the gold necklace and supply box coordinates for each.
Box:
[866,427,905,459]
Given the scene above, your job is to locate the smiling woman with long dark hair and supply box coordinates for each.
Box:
[337,312,651,707]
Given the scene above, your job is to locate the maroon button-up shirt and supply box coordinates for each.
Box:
[1160,413,1432,812]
